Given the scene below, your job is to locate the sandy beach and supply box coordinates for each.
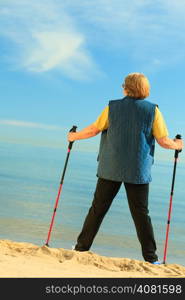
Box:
[0,239,185,278]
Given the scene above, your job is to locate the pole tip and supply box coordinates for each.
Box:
[45,243,49,247]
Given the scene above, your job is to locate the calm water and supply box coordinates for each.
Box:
[0,142,185,265]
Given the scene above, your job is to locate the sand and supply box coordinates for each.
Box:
[0,239,185,278]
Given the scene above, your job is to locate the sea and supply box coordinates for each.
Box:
[0,141,185,266]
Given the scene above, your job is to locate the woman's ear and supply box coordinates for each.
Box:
[124,88,128,96]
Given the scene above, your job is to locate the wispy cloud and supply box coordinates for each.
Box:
[1,0,185,76]
[63,0,185,69]
[0,119,63,131]
[0,0,99,79]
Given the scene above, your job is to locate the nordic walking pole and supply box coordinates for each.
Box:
[163,134,182,264]
[45,125,77,247]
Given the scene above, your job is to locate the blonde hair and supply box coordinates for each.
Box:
[123,73,150,99]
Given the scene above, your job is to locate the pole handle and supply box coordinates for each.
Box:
[175,134,182,158]
[69,125,77,150]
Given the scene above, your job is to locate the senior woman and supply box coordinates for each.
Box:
[68,73,183,263]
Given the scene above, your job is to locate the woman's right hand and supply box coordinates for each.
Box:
[174,138,183,150]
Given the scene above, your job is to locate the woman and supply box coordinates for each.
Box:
[68,73,183,263]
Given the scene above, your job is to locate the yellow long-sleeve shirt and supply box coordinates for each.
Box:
[93,106,169,139]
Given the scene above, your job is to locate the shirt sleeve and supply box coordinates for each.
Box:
[93,106,109,131]
[152,106,169,139]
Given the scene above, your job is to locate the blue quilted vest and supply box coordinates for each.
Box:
[97,96,157,184]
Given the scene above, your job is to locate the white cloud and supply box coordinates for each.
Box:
[0,0,99,79]
[1,0,185,75]
[25,31,84,72]
[0,119,63,131]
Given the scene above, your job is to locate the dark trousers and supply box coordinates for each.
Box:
[75,177,158,262]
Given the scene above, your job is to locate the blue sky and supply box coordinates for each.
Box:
[0,0,185,160]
